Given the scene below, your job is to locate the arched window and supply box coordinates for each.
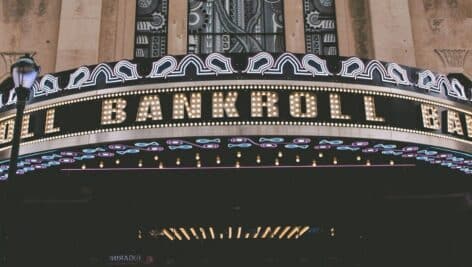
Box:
[187,0,285,54]
[303,0,338,55]
[135,0,169,58]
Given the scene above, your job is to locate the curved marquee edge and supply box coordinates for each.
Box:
[0,53,471,110]
[0,135,470,180]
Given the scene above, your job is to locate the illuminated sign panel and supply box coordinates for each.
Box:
[0,87,470,148]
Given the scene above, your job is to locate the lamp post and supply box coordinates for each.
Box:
[1,55,39,266]
[7,54,40,180]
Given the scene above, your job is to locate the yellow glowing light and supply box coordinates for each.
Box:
[209,227,215,240]
[199,227,207,239]
[190,228,199,239]
[253,226,262,238]
[162,229,174,241]
[297,226,310,238]
[262,227,271,239]
[170,228,182,240]
[279,226,291,239]
[271,226,281,238]
[287,227,300,239]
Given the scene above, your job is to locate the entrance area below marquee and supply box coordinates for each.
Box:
[6,163,472,267]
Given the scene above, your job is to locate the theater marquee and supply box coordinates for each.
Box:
[0,52,470,161]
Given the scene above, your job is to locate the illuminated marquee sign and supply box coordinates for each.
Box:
[0,86,471,148]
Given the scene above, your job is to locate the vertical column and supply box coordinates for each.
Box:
[335,0,374,58]
[283,0,306,53]
[334,0,355,56]
[55,0,103,71]
[368,0,416,66]
[98,0,136,62]
[167,0,188,55]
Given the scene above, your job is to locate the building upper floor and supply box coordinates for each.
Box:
[0,0,471,83]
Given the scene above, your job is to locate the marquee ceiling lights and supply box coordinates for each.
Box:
[145,225,314,241]
[1,136,470,181]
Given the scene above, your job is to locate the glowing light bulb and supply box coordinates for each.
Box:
[277,151,283,158]
[366,160,371,166]
[176,158,181,166]
[312,160,317,167]
[235,161,240,168]
[236,151,242,158]
[333,157,338,165]
[275,158,279,166]
[197,161,201,168]
[115,159,120,165]
[216,156,221,164]
[195,153,200,160]
[295,155,300,163]
[256,155,261,164]
[99,161,104,168]
[389,160,394,166]
[318,152,323,158]
[81,164,86,170]
[356,155,361,161]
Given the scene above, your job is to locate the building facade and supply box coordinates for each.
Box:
[0,0,471,80]
[0,1,471,267]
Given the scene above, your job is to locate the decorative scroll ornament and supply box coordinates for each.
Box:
[205,53,237,75]
[33,74,61,97]
[243,52,275,75]
[147,56,178,78]
[114,60,142,81]
[0,53,470,108]
[338,57,411,85]
[301,54,332,76]
[417,70,468,100]
[65,66,90,90]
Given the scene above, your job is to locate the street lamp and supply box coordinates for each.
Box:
[7,54,40,180]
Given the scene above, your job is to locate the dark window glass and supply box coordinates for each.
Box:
[303,0,338,55]
[135,0,168,58]
[188,0,285,54]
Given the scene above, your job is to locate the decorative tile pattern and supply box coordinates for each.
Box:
[135,0,168,58]
[303,0,338,55]
[187,0,285,54]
